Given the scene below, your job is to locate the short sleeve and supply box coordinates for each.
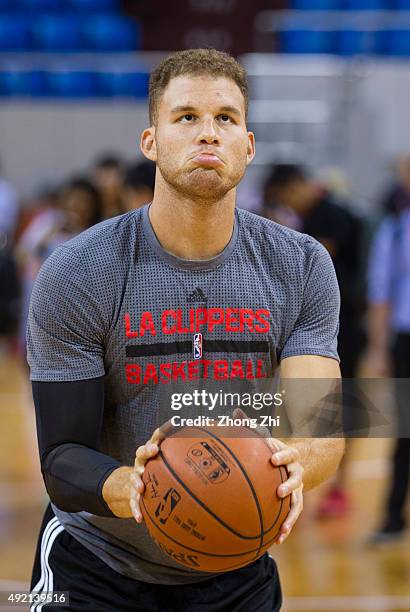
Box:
[280,240,340,362]
[27,246,106,382]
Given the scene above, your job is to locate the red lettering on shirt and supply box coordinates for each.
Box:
[254,310,270,333]
[162,310,177,335]
[214,360,229,380]
[207,308,224,332]
[239,309,255,332]
[226,308,240,332]
[126,363,141,384]
[124,313,139,338]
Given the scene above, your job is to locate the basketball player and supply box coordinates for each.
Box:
[27,49,344,611]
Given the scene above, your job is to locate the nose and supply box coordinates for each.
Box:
[197,118,219,145]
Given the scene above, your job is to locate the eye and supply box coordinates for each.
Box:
[179,114,195,122]
[218,114,233,123]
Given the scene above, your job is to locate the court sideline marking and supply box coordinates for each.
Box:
[284,594,410,610]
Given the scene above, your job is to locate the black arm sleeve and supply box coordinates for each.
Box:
[32,377,121,517]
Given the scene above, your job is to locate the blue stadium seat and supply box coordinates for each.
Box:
[0,70,46,96]
[97,71,149,97]
[18,0,62,9]
[82,14,139,51]
[385,29,410,55]
[65,0,120,10]
[46,70,97,97]
[31,15,81,51]
[343,0,389,9]
[0,15,31,50]
[279,29,336,53]
[337,29,384,54]
[291,1,342,9]
[395,0,410,8]
[0,1,12,10]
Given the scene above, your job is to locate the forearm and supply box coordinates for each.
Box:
[283,437,345,491]
[33,378,126,517]
[102,466,134,518]
[42,443,121,516]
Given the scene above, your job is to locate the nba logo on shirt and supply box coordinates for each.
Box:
[193,333,202,360]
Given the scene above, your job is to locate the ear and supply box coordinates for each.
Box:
[140,127,157,162]
[246,131,256,166]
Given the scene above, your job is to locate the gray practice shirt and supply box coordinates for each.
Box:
[27,205,340,584]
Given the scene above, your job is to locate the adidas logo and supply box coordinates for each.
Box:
[187,288,208,303]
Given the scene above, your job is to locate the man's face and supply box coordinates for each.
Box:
[143,75,255,201]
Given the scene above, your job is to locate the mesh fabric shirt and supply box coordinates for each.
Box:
[27,205,339,584]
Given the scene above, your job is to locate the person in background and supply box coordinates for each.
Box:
[93,154,124,219]
[16,188,62,358]
[0,159,19,246]
[381,154,410,216]
[0,240,19,346]
[122,160,156,211]
[0,160,20,347]
[262,163,365,517]
[17,179,102,362]
[38,178,102,259]
[364,160,410,544]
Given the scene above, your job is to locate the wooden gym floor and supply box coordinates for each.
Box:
[0,349,409,612]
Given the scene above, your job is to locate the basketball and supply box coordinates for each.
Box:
[141,425,290,573]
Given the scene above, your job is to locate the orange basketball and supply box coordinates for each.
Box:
[141,425,290,573]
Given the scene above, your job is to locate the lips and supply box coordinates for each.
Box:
[191,152,223,167]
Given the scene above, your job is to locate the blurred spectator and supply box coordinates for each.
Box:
[0,243,19,341]
[37,178,102,259]
[0,159,19,246]
[93,154,124,219]
[263,164,364,329]
[123,160,156,211]
[365,178,410,544]
[17,188,62,267]
[16,188,61,355]
[262,163,365,517]
[0,160,20,344]
[17,179,102,360]
[381,155,410,216]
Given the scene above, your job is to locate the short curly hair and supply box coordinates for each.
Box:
[149,48,248,125]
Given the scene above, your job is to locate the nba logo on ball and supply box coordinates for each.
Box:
[193,333,202,359]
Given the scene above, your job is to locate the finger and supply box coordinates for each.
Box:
[152,419,175,444]
[134,443,159,470]
[150,427,167,446]
[276,489,303,544]
[232,407,247,420]
[130,472,144,494]
[135,493,144,523]
[271,447,298,467]
[277,464,303,497]
[130,489,142,523]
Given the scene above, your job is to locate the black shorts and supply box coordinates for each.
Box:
[30,505,282,612]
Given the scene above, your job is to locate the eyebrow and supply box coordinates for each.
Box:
[170,105,242,117]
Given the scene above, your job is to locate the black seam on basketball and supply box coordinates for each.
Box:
[141,489,282,560]
[141,494,256,558]
[262,465,287,536]
[158,450,259,540]
[195,427,264,558]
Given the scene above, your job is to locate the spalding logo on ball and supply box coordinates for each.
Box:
[141,425,290,573]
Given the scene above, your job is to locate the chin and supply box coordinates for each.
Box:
[182,172,236,200]
[159,164,242,201]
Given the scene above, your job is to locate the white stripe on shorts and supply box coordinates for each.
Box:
[30,515,64,612]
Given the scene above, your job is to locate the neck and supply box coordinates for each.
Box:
[149,176,236,260]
